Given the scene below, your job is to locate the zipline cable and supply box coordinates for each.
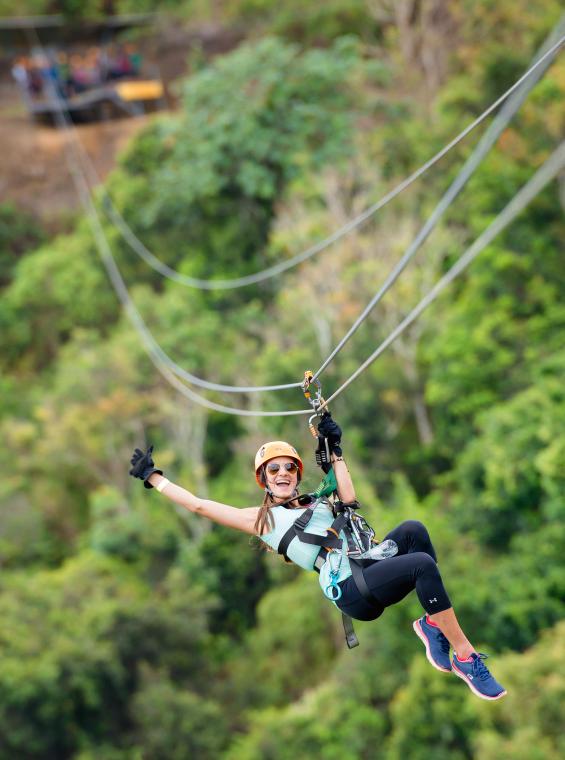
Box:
[30,34,302,394]
[37,29,564,396]
[78,34,563,290]
[24,27,301,398]
[321,141,565,409]
[38,82,301,392]
[47,99,307,415]
[54,80,565,415]
[310,16,565,383]
[35,31,564,416]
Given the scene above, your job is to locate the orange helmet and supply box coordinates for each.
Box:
[254,441,303,487]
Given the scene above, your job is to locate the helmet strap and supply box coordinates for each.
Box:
[261,466,274,498]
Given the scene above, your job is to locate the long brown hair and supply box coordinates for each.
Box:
[253,489,302,536]
[254,491,303,564]
[253,491,276,536]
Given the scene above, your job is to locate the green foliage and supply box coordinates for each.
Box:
[0,227,118,372]
[0,0,49,16]
[0,0,119,20]
[88,485,149,562]
[425,200,564,457]
[471,621,565,759]
[223,0,381,45]
[0,483,57,569]
[0,552,218,758]
[479,520,565,650]
[113,36,365,287]
[386,620,565,760]
[205,413,245,477]
[226,603,427,758]
[130,666,228,759]
[386,657,476,760]
[0,554,142,758]
[227,574,339,710]
[198,524,272,637]
[226,686,386,760]
[450,354,565,546]
[0,203,46,288]
[1,6,564,758]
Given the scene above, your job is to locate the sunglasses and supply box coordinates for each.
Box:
[266,462,299,475]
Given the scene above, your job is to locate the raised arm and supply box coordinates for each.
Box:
[317,412,356,503]
[331,454,356,503]
[130,446,260,535]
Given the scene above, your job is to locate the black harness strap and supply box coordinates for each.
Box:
[310,546,359,649]
[277,506,315,560]
[277,505,343,562]
[341,612,359,649]
[349,559,376,606]
[274,496,376,649]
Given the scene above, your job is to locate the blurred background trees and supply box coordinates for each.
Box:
[0,1,563,757]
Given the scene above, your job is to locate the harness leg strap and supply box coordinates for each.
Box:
[341,613,359,649]
[350,559,379,606]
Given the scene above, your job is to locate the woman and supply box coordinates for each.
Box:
[129,413,506,701]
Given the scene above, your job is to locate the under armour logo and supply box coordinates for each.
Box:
[429,598,437,603]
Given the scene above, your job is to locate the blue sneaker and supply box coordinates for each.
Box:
[412,615,452,673]
[452,652,507,700]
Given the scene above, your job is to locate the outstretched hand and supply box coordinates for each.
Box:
[129,445,163,489]
[317,412,342,456]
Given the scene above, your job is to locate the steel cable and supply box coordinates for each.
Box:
[42,29,564,396]
[80,35,563,289]
[322,141,565,408]
[56,92,565,415]
[310,17,565,382]
[34,30,565,416]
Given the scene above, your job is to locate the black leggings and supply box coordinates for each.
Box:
[336,520,452,621]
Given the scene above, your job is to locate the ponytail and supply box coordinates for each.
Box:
[253,491,276,536]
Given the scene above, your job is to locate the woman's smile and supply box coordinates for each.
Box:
[266,456,298,500]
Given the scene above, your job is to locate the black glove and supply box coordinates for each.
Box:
[129,445,163,489]
[317,412,342,456]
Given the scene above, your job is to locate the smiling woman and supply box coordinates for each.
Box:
[129,412,507,701]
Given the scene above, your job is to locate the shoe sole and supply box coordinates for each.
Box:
[451,660,507,700]
[412,618,451,673]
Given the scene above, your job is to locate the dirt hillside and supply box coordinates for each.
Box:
[0,22,241,227]
[0,90,147,225]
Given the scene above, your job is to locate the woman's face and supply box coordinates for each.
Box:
[264,456,299,502]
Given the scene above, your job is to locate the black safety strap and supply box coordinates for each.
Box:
[277,506,314,560]
[341,613,359,649]
[311,548,359,649]
[349,558,377,605]
[277,506,344,562]
[275,499,373,649]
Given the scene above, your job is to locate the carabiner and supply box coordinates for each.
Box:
[308,412,319,439]
[302,371,327,438]
[322,549,343,600]
[325,580,342,601]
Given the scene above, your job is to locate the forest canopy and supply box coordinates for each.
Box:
[1,2,564,758]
